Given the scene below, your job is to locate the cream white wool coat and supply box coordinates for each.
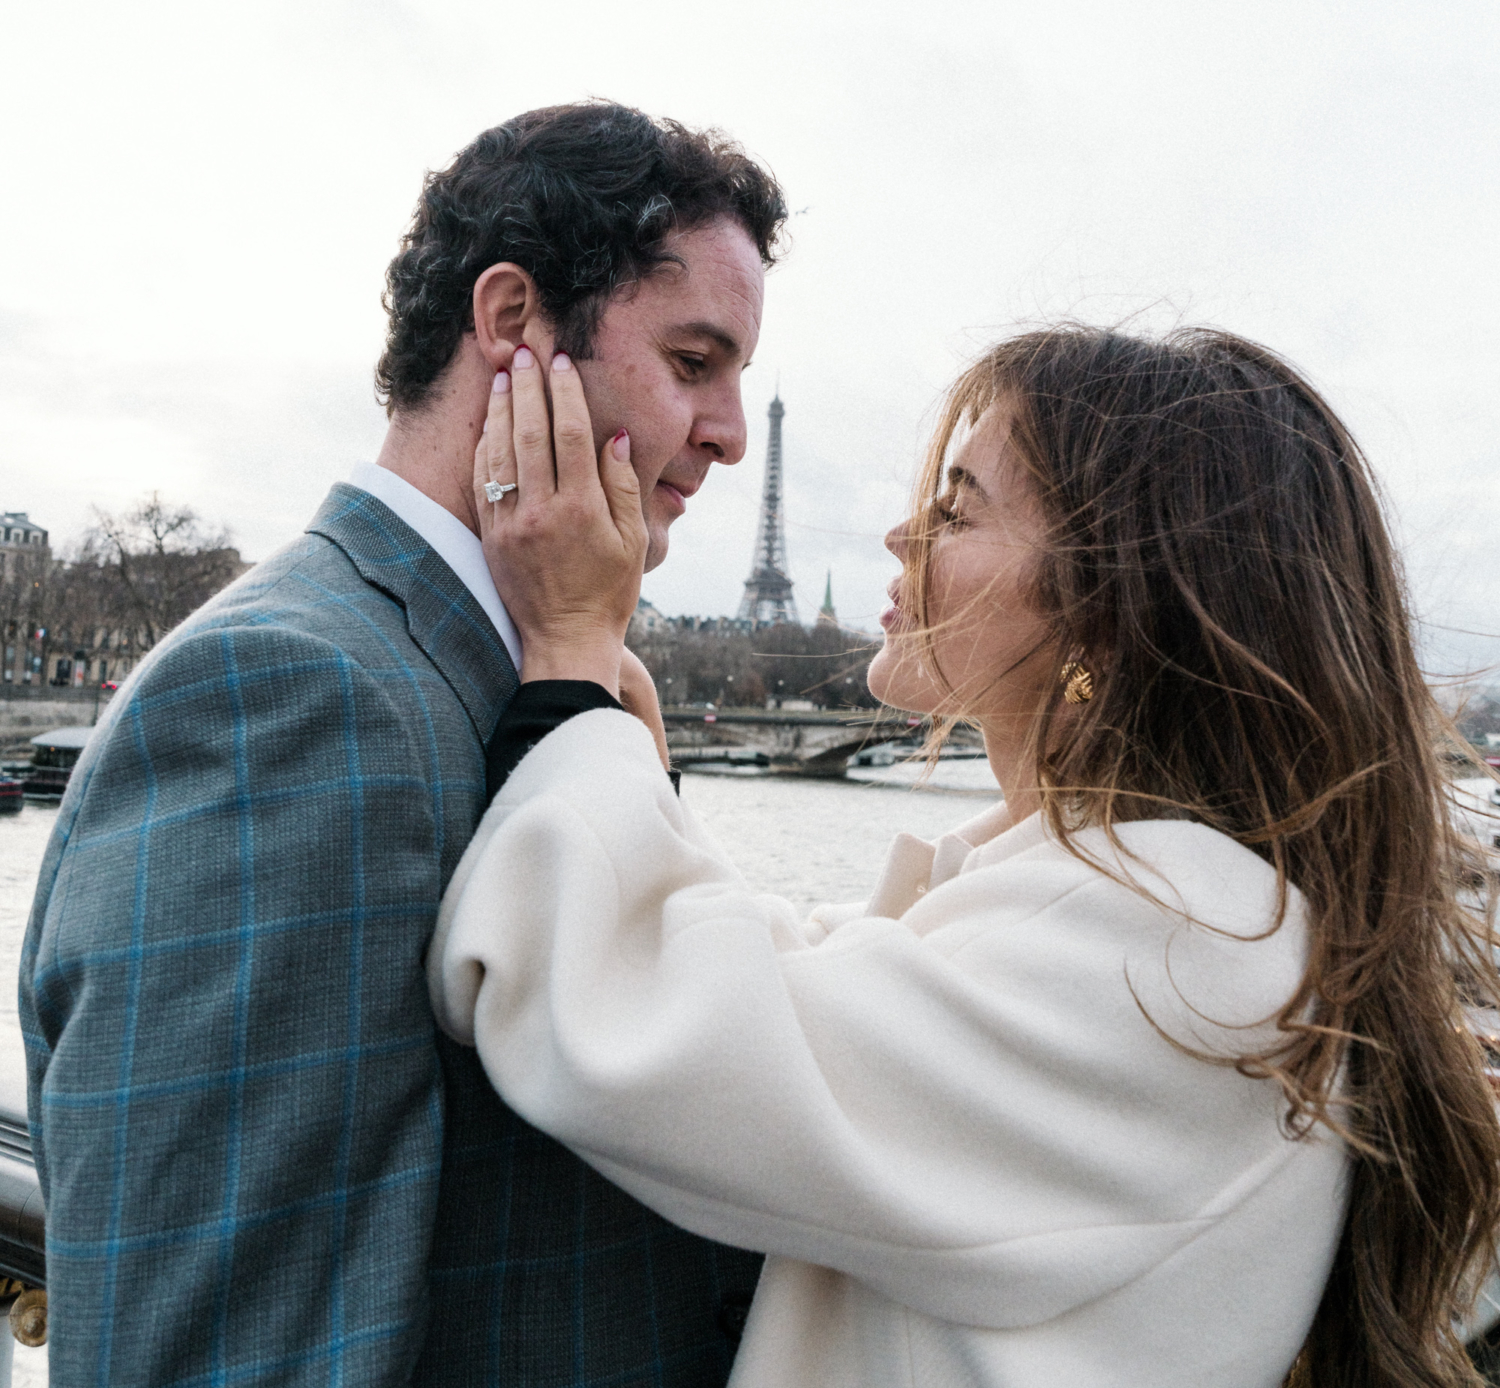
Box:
[430,710,1349,1388]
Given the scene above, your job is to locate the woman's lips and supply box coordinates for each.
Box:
[879,580,910,630]
[656,481,687,515]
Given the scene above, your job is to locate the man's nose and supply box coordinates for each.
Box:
[691,381,748,464]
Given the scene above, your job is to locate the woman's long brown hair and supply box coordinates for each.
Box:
[905,326,1500,1387]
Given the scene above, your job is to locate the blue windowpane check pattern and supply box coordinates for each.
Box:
[20,485,762,1386]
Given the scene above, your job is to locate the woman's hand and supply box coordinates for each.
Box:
[618,649,671,771]
[472,346,648,695]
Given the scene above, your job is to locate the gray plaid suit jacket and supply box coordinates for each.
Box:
[20,485,762,1386]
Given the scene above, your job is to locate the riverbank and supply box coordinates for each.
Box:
[0,688,111,757]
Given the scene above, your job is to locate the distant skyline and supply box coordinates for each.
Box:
[3,0,1497,675]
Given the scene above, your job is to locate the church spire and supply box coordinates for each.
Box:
[816,570,837,627]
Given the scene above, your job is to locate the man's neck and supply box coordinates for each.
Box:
[373,351,490,537]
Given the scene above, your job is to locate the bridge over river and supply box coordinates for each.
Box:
[662,705,932,777]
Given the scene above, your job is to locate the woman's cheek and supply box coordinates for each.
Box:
[865,645,894,703]
[867,635,940,714]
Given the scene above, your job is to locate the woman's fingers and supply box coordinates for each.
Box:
[547,353,599,498]
[472,368,516,532]
[510,345,555,499]
[599,430,648,563]
[478,344,646,693]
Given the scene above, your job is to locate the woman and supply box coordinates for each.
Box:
[430,327,1500,1386]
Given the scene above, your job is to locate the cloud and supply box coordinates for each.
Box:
[2,0,1497,671]
[0,318,386,560]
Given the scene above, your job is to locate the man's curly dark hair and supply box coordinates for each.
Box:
[375,101,788,415]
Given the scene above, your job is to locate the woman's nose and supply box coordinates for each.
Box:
[885,519,913,561]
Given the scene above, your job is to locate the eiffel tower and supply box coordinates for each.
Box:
[737,393,798,627]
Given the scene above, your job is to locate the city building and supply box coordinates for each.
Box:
[629,597,667,637]
[0,512,48,581]
[1,512,50,684]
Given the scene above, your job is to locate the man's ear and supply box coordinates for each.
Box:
[472,263,551,367]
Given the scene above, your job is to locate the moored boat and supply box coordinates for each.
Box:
[19,728,93,803]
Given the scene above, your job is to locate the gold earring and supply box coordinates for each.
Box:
[1060,661,1094,705]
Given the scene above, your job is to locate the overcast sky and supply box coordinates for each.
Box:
[3,0,1497,674]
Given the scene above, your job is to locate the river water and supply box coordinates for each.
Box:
[0,758,1002,1003]
[0,755,1000,1018]
[0,758,1000,1387]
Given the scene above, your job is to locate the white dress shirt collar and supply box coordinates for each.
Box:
[347,460,523,675]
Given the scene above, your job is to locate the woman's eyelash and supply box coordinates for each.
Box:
[676,354,706,375]
[934,497,968,527]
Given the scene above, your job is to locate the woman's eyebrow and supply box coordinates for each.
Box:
[946,465,990,501]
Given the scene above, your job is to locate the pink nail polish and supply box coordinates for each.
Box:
[613,429,630,461]
[552,352,572,372]
[512,345,533,368]
[492,370,510,394]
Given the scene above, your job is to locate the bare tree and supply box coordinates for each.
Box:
[1,495,245,689]
[749,622,880,709]
[79,493,245,653]
[627,618,880,709]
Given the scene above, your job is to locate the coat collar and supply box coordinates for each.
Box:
[864,804,1038,921]
[308,483,518,744]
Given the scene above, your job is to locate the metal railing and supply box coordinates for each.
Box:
[0,1079,46,1382]
[0,1102,44,1287]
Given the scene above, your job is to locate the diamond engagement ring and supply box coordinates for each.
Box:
[483,481,517,502]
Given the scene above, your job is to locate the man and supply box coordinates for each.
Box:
[21,102,784,1385]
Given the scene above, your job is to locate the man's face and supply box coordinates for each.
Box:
[573,218,765,572]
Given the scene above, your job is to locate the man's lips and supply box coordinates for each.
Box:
[655,477,700,515]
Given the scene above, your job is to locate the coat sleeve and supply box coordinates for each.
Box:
[22,624,445,1386]
[431,709,1326,1332]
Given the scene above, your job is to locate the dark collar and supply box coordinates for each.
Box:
[308,483,519,744]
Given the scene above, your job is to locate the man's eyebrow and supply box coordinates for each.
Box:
[946,465,990,500]
[671,320,744,358]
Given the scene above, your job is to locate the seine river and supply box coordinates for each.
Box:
[0,757,1001,1040]
[0,757,999,1387]
[0,753,999,951]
